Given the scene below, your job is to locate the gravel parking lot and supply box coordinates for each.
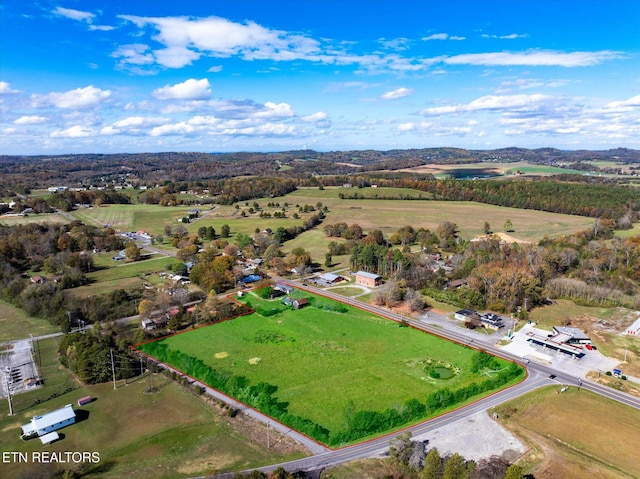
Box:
[413,410,526,462]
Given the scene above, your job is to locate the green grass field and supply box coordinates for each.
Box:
[0,301,59,342]
[139,289,522,443]
[0,337,304,479]
[70,204,200,235]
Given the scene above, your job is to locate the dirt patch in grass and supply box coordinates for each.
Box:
[176,452,240,474]
[214,351,229,358]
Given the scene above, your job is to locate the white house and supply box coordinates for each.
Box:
[21,404,76,438]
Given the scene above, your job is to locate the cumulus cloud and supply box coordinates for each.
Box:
[31,85,111,109]
[152,78,212,100]
[150,122,195,136]
[419,93,640,140]
[52,6,113,31]
[14,115,47,125]
[50,125,94,138]
[117,15,322,69]
[422,33,448,41]
[381,87,414,100]
[443,49,620,67]
[53,6,95,22]
[0,82,21,95]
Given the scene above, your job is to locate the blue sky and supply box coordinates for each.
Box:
[1,0,639,155]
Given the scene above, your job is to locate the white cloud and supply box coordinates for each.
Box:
[112,44,155,67]
[301,112,328,122]
[152,78,211,100]
[3,128,17,135]
[207,65,223,73]
[112,116,166,128]
[53,6,95,22]
[14,115,47,125]
[422,94,558,115]
[0,82,21,94]
[422,33,449,41]
[443,50,620,67]
[117,15,321,69]
[602,95,640,112]
[31,85,111,109]
[482,33,529,40]
[51,125,94,138]
[150,122,195,136]
[89,24,115,32]
[381,87,414,100]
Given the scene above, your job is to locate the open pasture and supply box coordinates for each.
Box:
[270,188,595,243]
[70,204,200,234]
[393,161,598,178]
[495,386,640,479]
[139,289,521,443]
[0,213,70,226]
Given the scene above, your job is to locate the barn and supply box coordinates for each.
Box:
[355,271,382,287]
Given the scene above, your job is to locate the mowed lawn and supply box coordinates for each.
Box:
[140,290,513,434]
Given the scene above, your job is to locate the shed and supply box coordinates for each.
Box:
[39,432,60,445]
[355,271,382,287]
[77,396,92,406]
[293,298,308,309]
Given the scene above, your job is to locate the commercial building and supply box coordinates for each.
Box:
[21,404,76,439]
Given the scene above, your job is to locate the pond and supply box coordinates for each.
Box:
[432,367,455,379]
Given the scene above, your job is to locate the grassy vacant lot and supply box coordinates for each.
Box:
[0,301,58,342]
[0,337,304,479]
[140,289,521,442]
[67,255,178,299]
[70,204,200,235]
[494,386,640,479]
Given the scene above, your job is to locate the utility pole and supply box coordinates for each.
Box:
[110,349,117,390]
[4,370,13,416]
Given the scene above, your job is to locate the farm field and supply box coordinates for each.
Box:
[0,300,58,342]
[0,213,70,226]
[70,204,201,235]
[138,288,523,445]
[269,188,595,243]
[494,386,640,479]
[393,161,596,178]
[0,338,304,479]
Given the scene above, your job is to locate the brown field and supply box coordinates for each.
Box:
[494,386,640,479]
